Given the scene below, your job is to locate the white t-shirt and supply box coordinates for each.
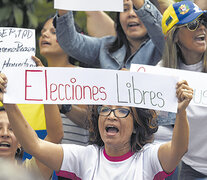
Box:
[179,60,207,175]
[56,143,174,180]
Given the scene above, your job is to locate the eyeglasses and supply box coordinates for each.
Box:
[179,18,207,31]
[97,106,131,118]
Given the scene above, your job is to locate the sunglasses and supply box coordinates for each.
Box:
[180,18,207,31]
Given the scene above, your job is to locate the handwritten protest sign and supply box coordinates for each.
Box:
[0,27,36,71]
[54,0,123,12]
[131,64,207,107]
[3,67,179,112]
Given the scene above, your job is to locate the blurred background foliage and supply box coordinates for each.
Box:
[0,0,116,65]
[0,0,116,35]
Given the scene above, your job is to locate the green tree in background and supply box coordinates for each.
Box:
[0,0,41,28]
[0,0,115,33]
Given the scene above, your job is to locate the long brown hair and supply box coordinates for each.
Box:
[162,26,207,72]
[87,105,158,152]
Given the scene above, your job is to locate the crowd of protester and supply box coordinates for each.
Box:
[0,0,207,179]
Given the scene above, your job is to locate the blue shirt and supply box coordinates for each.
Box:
[55,0,165,70]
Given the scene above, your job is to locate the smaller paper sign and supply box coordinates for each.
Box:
[54,0,123,12]
[3,67,179,113]
[131,64,207,107]
[0,27,36,71]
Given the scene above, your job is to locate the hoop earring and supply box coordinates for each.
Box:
[15,147,22,157]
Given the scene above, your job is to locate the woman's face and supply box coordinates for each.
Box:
[39,18,65,57]
[0,111,19,160]
[98,106,134,152]
[176,21,207,59]
[119,0,147,43]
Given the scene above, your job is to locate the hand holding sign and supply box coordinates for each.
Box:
[131,0,145,9]
[0,73,7,102]
[58,10,69,16]
[176,80,193,113]
[31,56,44,67]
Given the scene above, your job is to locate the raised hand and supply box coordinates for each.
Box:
[58,10,69,16]
[176,80,193,113]
[31,56,44,67]
[0,73,7,102]
[131,0,145,9]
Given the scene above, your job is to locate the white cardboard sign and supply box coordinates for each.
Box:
[54,0,123,12]
[3,67,179,112]
[131,64,207,107]
[0,27,36,71]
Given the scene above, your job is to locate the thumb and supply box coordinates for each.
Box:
[31,56,44,67]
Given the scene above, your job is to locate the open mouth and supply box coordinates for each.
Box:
[0,142,10,148]
[41,41,51,46]
[195,34,206,41]
[128,22,140,28]
[105,126,119,133]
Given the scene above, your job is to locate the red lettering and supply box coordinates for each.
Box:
[92,86,99,101]
[50,83,57,101]
[70,78,76,100]
[137,66,146,72]
[58,84,65,101]
[83,86,92,99]
[75,85,82,100]
[45,70,48,100]
[99,87,107,101]
[25,70,43,101]
[65,84,71,100]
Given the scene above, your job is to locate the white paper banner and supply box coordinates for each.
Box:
[131,64,207,107]
[3,67,179,112]
[54,0,123,12]
[0,27,36,71]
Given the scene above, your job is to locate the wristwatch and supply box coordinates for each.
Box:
[59,104,72,114]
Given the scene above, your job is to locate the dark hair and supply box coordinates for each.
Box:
[107,0,161,62]
[88,105,158,152]
[149,0,161,12]
[107,12,131,62]
[41,14,89,68]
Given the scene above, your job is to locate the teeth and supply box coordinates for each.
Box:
[195,34,206,41]
[128,22,139,27]
[42,42,50,45]
[106,126,114,128]
[0,142,10,147]
[197,35,205,38]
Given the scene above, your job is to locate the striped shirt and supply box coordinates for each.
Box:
[61,113,89,146]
